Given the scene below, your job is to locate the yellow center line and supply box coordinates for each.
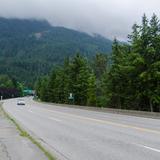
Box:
[35,106,160,135]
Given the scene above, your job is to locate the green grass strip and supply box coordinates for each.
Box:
[0,103,56,160]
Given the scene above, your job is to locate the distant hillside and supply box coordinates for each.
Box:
[0,18,112,87]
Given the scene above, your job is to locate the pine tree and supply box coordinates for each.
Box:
[47,70,56,102]
[69,53,90,105]
[87,73,96,106]
[93,53,108,79]
[39,76,49,101]
[34,14,160,112]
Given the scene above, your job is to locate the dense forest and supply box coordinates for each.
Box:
[0,75,23,99]
[0,18,112,87]
[35,14,160,112]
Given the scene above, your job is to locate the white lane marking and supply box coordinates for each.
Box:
[27,109,61,122]
[49,117,61,122]
[137,144,160,153]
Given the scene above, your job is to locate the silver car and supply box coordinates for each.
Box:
[17,99,25,105]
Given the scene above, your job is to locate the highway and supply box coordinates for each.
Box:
[3,97,160,160]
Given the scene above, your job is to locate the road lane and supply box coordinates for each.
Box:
[3,97,160,160]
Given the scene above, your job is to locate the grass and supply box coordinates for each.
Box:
[0,103,56,160]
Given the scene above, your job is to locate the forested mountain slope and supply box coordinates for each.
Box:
[0,18,112,86]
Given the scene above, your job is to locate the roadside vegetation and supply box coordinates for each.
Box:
[35,14,160,112]
[0,75,23,99]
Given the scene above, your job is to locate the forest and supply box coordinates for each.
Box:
[35,14,160,112]
[0,75,23,99]
[0,18,112,87]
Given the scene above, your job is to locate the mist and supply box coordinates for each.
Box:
[0,0,160,40]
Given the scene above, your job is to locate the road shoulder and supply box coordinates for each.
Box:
[0,103,48,160]
[35,100,160,119]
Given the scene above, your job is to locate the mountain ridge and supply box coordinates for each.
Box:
[0,18,112,87]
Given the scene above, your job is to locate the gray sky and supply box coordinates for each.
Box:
[0,0,159,40]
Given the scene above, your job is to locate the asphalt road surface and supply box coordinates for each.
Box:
[3,97,160,160]
[0,110,47,160]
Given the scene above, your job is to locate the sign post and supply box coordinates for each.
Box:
[68,93,74,104]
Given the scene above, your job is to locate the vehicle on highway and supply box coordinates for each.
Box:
[17,99,25,105]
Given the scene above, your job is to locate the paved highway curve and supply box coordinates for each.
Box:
[3,97,160,160]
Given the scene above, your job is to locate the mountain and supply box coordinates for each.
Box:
[0,18,112,87]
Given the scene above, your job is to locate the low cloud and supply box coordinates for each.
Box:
[0,0,159,40]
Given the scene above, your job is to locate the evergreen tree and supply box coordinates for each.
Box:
[93,53,108,79]
[35,14,160,112]
[47,70,57,102]
[87,73,97,106]
[39,76,49,102]
[69,54,90,105]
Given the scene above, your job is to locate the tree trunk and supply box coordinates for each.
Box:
[118,97,121,109]
[149,99,153,112]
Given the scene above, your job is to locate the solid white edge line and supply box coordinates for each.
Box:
[142,145,160,153]
[136,144,160,153]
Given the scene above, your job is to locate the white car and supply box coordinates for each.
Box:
[17,99,25,105]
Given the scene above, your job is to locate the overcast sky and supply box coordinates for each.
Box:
[0,0,159,40]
